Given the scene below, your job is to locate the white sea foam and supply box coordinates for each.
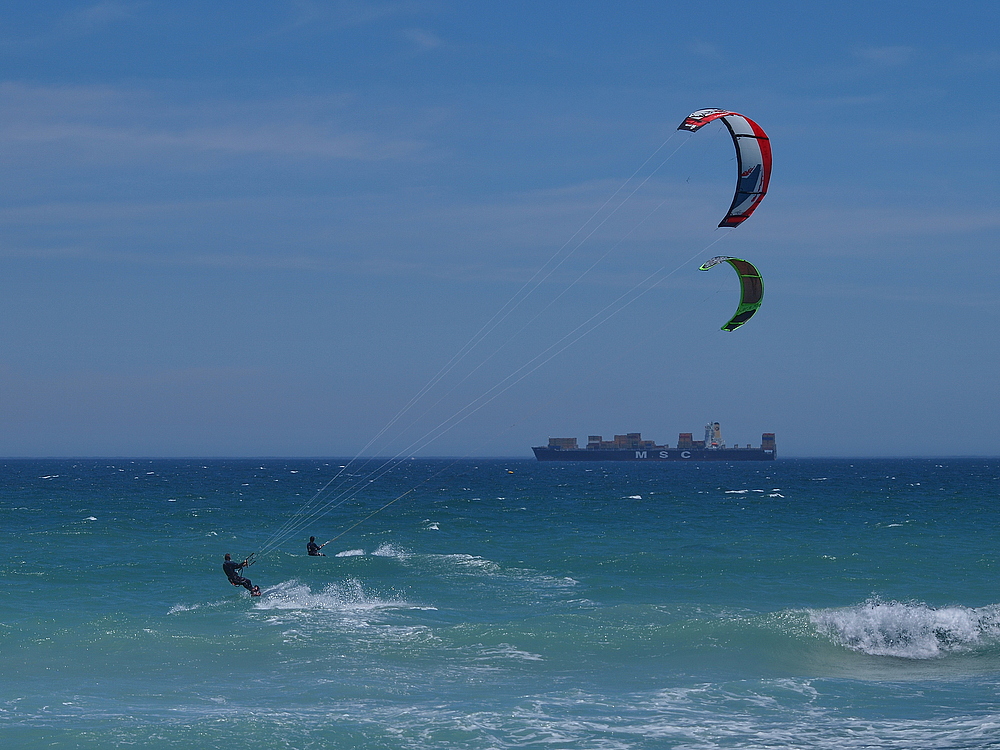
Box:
[335,548,365,557]
[371,543,411,559]
[253,578,416,615]
[477,643,544,662]
[328,679,1000,750]
[444,553,501,574]
[810,598,1000,658]
[167,599,230,614]
[334,548,414,560]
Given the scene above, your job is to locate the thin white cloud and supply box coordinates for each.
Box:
[0,82,431,164]
[751,201,1000,248]
[280,0,437,33]
[686,41,722,60]
[1,0,146,47]
[954,50,1000,71]
[7,170,995,289]
[777,278,1000,309]
[1,121,424,160]
[852,45,916,67]
[401,27,443,51]
[64,0,145,33]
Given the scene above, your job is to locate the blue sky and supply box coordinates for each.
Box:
[1,1,998,457]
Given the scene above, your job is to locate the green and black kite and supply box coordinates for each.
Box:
[699,256,763,331]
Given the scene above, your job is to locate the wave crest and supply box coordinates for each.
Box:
[810,598,1000,659]
[255,578,410,613]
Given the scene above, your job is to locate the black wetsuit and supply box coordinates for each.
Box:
[307,541,325,556]
[223,559,255,591]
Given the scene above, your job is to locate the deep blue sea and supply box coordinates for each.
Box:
[3,458,1000,749]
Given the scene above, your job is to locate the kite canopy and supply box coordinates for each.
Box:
[699,256,763,331]
[678,109,771,228]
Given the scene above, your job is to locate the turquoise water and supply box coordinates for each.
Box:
[3,458,1000,748]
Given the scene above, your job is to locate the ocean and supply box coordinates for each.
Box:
[3,457,1000,749]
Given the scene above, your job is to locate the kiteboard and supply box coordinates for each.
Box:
[250,586,262,597]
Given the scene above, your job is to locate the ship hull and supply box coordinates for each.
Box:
[532,447,775,461]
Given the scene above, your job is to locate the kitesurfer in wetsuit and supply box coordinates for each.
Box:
[307,537,326,556]
[223,553,260,595]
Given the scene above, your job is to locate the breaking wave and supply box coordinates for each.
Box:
[253,578,418,613]
[810,598,1000,659]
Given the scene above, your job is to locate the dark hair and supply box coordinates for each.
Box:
[310,537,315,542]
[224,553,231,560]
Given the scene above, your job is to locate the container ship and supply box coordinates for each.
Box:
[532,422,775,461]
